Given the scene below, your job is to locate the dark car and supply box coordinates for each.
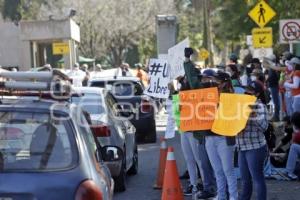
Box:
[89,76,157,143]
[72,87,138,192]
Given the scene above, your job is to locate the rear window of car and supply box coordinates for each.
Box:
[0,111,78,172]
[72,93,105,115]
[90,81,143,96]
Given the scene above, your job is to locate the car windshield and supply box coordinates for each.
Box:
[72,93,105,115]
[90,81,143,96]
[0,111,77,172]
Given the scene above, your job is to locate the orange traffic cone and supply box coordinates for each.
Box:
[153,137,168,189]
[161,147,183,200]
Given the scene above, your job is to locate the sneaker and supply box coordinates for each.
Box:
[196,190,216,200]
[184,184,199,196]
[278,171,298,181]
[179,170,190,179]
[197,183,203,191]
[287,173,298,180]
[183,184,194,196]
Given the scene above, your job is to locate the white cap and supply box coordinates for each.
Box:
[288,57,300,65]
[96,64,102,69]
[74,63,80,68]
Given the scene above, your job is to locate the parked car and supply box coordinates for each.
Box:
[89,76,157,143]
[0,97,118,200]
[72,87,138,192]
[0,71,116,200]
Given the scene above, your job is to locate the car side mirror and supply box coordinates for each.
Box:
[120,110,134,117]
[101,146,123,162]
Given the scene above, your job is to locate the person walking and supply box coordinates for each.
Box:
[236,81,269,200]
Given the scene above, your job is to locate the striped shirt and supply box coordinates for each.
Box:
[236,102,268,151]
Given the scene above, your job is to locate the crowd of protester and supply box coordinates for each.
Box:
[174,48,300,200]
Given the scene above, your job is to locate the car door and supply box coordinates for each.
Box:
[76,110,112,198]
[105,92,134,170]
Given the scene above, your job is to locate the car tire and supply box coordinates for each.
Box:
[128,145,138,175]
[114,155,126,192]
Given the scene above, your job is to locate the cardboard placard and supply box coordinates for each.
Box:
[212,93,257,136]
[179,87,219,131]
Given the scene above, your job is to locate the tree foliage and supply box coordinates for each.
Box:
[2,0,300,67]
[38,0,175,66]
[1,0,46,22]
[211,0,300,54]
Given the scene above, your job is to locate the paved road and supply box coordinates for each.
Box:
[114,115,300,200]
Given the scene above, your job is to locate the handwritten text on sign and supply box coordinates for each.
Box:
[144,59,170,99]
[168,38,189,79]
[179,87,219,131]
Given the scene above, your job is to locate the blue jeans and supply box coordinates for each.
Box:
[197,139,216,192]
[285,91,294,117]
[286,144,300,174]
[269,87,280,119]
[181,133,216,191]
[238,145,267,200]
[206,136,238,200]
[293,96,300,113]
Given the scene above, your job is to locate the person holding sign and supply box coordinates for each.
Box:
[201,71,238,200]
[182,48,217,199]
[236,82,268,200]
[184,48,237,200]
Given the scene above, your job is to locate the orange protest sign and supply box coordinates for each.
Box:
[211,93,257,136]
[179,87,219,132]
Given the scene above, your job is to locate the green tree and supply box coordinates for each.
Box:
[211,0,300,57]
[1,0,47,22]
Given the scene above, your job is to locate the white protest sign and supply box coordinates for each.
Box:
[144,59,170,99]
[158,54,168,60]
[168,38,189,79]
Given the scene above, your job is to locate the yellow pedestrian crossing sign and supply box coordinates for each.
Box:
[248,0,276,28]
[52,42,70,55]
[252,27,273,48]
[199,48,210,61]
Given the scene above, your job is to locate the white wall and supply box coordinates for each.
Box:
[0,20,22,68]
[0,18,80,71]
[20,19,80,42]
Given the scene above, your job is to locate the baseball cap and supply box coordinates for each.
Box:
[288,57,300,65]
[202,69,217,77]
[229,53,238,62]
